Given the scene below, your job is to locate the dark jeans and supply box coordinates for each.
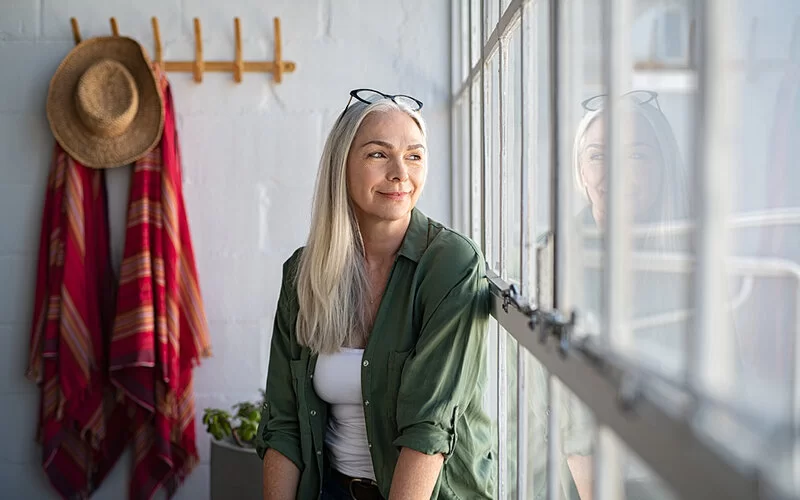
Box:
[321,473,353,500]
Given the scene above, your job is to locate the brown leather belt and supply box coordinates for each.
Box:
[331,469,384,500]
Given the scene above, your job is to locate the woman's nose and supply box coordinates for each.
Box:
[387,157,409,181]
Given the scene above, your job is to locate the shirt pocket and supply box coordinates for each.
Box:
[386,349,413,429]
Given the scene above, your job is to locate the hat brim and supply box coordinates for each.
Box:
[47,36,164,169]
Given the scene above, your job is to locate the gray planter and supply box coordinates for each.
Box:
[209,438,263,500]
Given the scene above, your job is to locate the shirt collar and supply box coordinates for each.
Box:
[397,207,429,263]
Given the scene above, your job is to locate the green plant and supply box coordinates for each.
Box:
[202,390,266,447]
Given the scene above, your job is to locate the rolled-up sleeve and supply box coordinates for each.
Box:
[255,259,303,471]
[392,240,490,461]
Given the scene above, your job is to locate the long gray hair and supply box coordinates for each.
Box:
[294,99,427,354]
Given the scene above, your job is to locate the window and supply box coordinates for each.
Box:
[450,0,800,498]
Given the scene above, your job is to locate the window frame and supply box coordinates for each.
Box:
[449,0,799,499]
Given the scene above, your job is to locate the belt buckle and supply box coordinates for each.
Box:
[348,477,378,500]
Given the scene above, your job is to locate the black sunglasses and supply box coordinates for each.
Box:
[581,90,661,113]
[345,88,424,112]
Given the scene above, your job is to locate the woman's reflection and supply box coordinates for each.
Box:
[562,90,692,500]
[572,90,690,250]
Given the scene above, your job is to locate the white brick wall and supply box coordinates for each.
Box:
[0,0,451,498]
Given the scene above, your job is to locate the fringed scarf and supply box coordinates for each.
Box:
[27,67,212,500]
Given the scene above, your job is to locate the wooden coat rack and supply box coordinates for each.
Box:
[69,16,296,84]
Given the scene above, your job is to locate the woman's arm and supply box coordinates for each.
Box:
[568,455,594,500]
[262,449,301,500]
[388,448,444,500]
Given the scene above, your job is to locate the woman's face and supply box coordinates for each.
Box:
[579,112,664,227]
[346,109,427,224]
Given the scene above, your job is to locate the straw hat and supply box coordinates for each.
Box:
[46,36,164,169]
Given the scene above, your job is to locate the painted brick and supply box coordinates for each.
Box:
[0,0,40,40]
[0,392,39,464]
[42,0,182,48]
[193,320,263,393]
[173,464,210,500]
[0,114,55,185]
[0,324,36,394]
[0,463,58,499]
[0,182,46,256]
[0,41,72,113]
[0,257,36,325]
[0,0,450,497]
[193,252,283,323]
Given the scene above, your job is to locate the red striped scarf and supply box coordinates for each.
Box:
[27,67,212,499]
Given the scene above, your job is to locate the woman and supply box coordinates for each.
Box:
[255,89,496,500]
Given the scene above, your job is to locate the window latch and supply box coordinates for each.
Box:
[497,276,577,357]
[531,308,576,358]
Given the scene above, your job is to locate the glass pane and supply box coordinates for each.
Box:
[706,0,800,482]
[522,350,550,499]
[559,380,596,500]
[471,76,483,248]
[612,429,679,500]
[600,0,698,380]
[503,331,519,498]
[452,0,460,95]
[485,51,501,272]
[505,25,522,287]
[523,0,552,300]
[563,0,604,344]
[461,0,470,84]
[501,0,512,18]
[460,98,471,236]
[452,96,466,234]
[483,318,500,499]
[486,0,499,42]
[471,0,481,68]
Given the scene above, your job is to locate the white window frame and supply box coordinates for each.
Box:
[449,0,800,499]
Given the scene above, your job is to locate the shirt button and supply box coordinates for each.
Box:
[368,443,373,449]
[362,360,369,367]
[364,400,370,407]
[310,410,317,416]
[317,450,322,456]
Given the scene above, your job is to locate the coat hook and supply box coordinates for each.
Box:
[151,17,163,66]
[273,17,283,84]
[110,17,119,37]
[70,17,82,45]
[234,17,243,83]
[193,18,204,83]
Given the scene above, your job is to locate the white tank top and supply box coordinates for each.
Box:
[312,348,376,481]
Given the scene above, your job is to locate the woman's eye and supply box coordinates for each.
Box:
[407,154,422,161]
[368,152,386,159]
[629,152,646,160]
[590,153,604,162]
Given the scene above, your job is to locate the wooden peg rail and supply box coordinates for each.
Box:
[69,16,296,84]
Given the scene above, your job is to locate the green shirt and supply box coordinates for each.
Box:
[255,207,496,499]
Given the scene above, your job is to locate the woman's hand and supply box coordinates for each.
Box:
[388,447,444,499]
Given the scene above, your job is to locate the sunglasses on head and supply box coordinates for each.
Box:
[343,88,424,112]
